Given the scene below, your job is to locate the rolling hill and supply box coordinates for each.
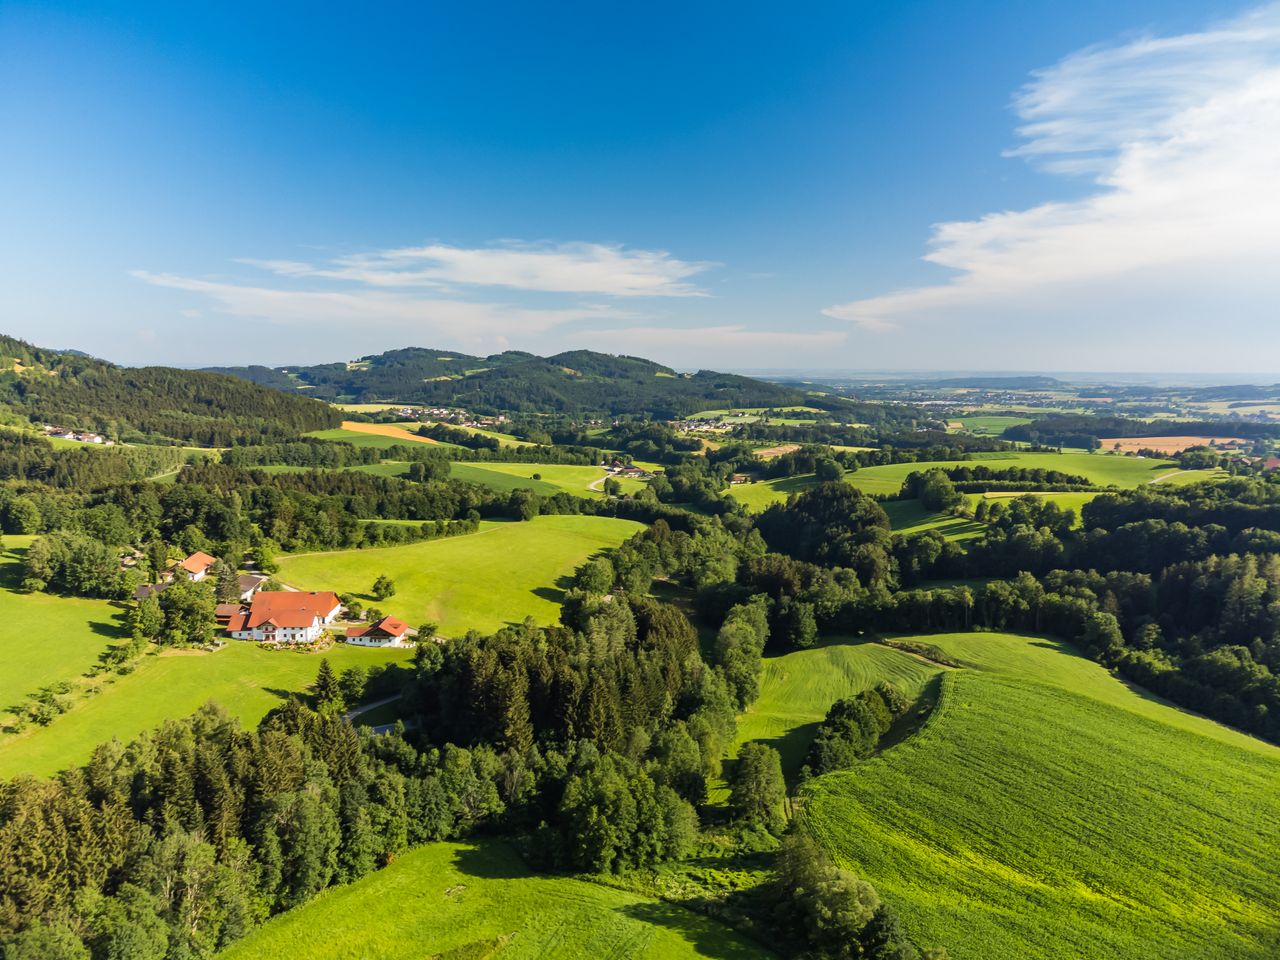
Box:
[206,347,804,416]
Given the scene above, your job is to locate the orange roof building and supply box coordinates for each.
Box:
[179,551,219,581]
[345,615,414,647]
[226,591,342,643]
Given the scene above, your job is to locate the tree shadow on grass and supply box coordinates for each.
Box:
[530,586,565,604]
[449,840,531,880]
[745,721,821,787]
[616,900,774,960]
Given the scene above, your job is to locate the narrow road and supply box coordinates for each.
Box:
[342,694,401,722]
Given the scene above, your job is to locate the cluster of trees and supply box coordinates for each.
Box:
[0,434,196,490]
[0,335,340,446]
[0,702,517,959]
[806,683,909,776]
[1003,414,1280,449]
[901,464,1094,495]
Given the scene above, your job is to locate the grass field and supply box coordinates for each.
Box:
[0,642,411,780]
[0,537,128,717]
[880,500,987,542]
[728,451,1210,513]
[794,632,1280,960]
[448,461,649,498]
[418,420,534,448]
[277,516,644,636]
[731,639,942,780]
[950,415,1034,435]
[220,840,773,960]
[305,423,461,450]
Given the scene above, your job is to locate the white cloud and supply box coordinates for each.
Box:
[132,270,633,350]
[241,240,713,297]
[824,5,1280,345]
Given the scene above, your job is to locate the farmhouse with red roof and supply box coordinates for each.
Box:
[226,591,342,644]
[346,615,415,647]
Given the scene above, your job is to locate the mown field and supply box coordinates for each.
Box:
[729,639,942,780]
[794,632,1280,960]
[0,537,128,718]
[0,642,411,780]
[949,414,1034,435]
[448,461,649,498]
[880,500,987,542]
[277,515,644,636]
[305,422,461,449]
[728,451,1218,513]
[219,840,773,960]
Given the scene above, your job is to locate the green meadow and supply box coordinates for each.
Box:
[949,414,1034,435]
[304,426,462,450]
[219,840,773,960]
[0,537,128,718]
[728,451,1215,513]
[789,632,1280,960]
[0,642,411,780]
[277,515,643,637]
[257,460,648,499]
[729,639,942,780]
[880,500,987,542]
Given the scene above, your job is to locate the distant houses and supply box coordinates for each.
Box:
[40,424,113,445]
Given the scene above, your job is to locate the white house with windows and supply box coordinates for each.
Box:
[225,591,342,644]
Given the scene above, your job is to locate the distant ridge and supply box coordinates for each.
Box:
[205,346,804,417]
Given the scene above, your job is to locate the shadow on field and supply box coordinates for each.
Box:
[747,721,822,787]
[449,841,529,880]
[617,901,769,960]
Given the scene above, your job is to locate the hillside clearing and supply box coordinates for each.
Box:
[795,632,1280,960]
[0,538,128,721]
[277,515,643,636]
[0,642,410,780]
[219,840,773,960]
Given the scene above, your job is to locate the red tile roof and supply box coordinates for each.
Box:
[215,602,245,620]
[242,591,341,630]
[180,551,219,575]
[346,615,411,639]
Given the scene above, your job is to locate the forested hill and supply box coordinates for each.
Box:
[206,346,804,416]
[0,334,340,446]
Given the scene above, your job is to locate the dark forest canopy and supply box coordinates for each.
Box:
[0,335,340,446]
[205,346,804,416]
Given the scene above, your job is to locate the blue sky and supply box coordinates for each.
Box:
[2,1,1277,372]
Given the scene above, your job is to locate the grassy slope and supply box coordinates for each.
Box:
[732,639,942,779]
[796,633,1280,960]
[277,516,643,637]
[0,643,411,780]
[728,451,1213,512]
[219,840,773,960]
[880,500,987,542]
[0,537,129,715]
[254,461,647,498]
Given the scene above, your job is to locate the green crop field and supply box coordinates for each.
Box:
[0,642,411,780]
[950,414,1034,435]
[220,839,772,960]
[0,537,129,718]
[794,632,1280,960]
[448,461,649,498]
[880,500,987,542]
[730,639,942,781]
[277,515,644,637]
[729,452,1209,512]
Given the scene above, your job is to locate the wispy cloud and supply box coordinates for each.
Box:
[575,324,845,354]
[132,270,633,347]
[824,5,1280,338]
[240,240,714,297]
